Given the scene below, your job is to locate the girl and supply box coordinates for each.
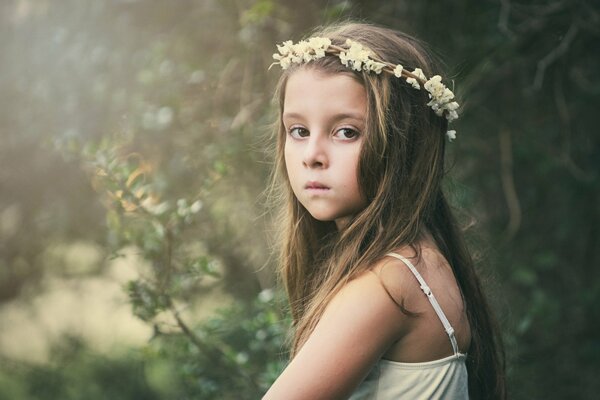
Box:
[263,22,506,399]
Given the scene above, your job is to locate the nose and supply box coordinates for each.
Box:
[302,134,328,169]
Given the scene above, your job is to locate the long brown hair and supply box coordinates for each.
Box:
[268,22,506,399]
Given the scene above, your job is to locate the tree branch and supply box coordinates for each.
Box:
[497,0,516,40]
[499,129,521,241]
[171,306,262,393]
[532,22,578,90]
[553,67,594,182]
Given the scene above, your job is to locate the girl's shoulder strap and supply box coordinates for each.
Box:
[385,252,461,356]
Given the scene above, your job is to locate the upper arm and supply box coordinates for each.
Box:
[263,267,408,400]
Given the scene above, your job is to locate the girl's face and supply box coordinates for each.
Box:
[283,68,368,229]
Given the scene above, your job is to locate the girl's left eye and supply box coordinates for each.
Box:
[334,128,359,140]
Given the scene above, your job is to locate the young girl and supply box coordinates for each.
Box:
[263,22,506,399]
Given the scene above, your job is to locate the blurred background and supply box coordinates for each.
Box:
[0,0,598,398]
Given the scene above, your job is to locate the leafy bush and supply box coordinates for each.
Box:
[142,289,289,399]
[0,336,160,400]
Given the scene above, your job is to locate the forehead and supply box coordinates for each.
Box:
[283,68,367,119]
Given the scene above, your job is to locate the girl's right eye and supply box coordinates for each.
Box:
[289,127,309,138]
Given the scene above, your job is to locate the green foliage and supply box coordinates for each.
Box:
[77,136,216,314]
[127,280,171,322]
[0,337,160,400]
[0,290,289,400]
[143,289,289,399]
[59,131,288,399]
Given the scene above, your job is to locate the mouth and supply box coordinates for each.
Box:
[305,181,330,190]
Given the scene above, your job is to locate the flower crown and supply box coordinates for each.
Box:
[270,37,459,141]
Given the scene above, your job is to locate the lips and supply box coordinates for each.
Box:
[305,181,330,190]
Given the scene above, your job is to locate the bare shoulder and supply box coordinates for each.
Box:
[367,245,461,312]
[321,265,410,335]
[373,245,472,360]
[366,247,424,309]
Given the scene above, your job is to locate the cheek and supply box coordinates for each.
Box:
[349,150,366,199]
[283,141,297,182]
[345,147,362,182]
[283,142,291,171]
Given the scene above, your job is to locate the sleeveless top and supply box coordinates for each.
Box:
[348,252,469,400]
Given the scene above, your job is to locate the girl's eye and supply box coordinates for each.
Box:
[289,127,309,138]
[334,127,359,140]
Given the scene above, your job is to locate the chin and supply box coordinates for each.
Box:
[303,204,364,224]
[307,212,336,222]
[303,208,335,222]
[307,209,351,225]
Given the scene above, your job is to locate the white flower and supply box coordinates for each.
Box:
[341,39,372,72]
[424,74,459,121]
[430,103,445,117]
[307,37,331,58]
[365,59,385,74]
[293,40,312,62]
[446,110,459,122]
[279,57,291,69]
[424,75,444,98]
[446,130,457,141]
[290,53,302,64]
[412,68,426,80]
[406,76,420,89]
[406,68,427,90]
[276,40,294,56]
[393,64,404,77]
[446,101,459,111]
[339,50,350,67]
[440,88,454,103]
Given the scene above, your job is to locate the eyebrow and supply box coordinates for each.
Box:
[282,112,365,123]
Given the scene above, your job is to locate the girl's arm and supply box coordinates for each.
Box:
[263,265,408,400]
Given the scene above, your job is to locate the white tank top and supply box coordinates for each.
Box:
[349,252,469,399]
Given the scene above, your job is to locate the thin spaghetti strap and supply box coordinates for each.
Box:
[386,252,461,356]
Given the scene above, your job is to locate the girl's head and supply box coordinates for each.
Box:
[282,68,368,230]
[273,22,452,237]
[269,22,505,399]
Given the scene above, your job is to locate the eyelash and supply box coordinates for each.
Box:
[287,127,360,140]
